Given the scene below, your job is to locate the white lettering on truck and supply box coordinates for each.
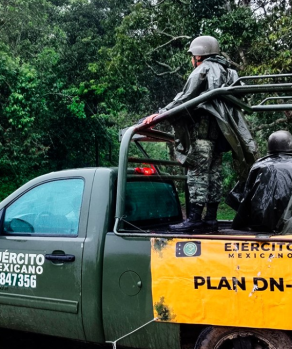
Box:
[0,250,45,289]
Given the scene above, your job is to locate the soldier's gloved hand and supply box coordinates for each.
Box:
[143,113,159,125]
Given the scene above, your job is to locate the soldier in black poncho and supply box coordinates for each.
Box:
[232,130,292,233]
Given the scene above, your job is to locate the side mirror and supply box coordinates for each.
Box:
[8,218,34,233]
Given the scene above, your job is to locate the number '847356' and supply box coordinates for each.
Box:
[0,273,36,288]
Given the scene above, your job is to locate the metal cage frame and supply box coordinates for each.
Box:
[114,74,292,240]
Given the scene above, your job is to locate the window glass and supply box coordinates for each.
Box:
[124,180,181,226]
[3,179,84,236]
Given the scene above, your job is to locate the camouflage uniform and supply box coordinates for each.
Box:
[174,114,223,204]
[187,140,222,204]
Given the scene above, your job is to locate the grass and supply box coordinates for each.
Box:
[179,194,236,221]
[217,202,236,221]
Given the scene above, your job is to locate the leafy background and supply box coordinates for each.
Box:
[0,0,292,206]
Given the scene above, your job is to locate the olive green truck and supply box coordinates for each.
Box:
[1,74,292,349]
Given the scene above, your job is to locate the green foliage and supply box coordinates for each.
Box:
[0,48,49,188]
[1,0,292,204]
[0,177,20,201]
[222,152,237,195]
[217,202,236,220]
[202,6,260,62]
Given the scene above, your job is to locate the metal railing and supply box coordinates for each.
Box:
[114,73,292,239]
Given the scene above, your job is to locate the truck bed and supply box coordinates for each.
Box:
[146,221,276,237]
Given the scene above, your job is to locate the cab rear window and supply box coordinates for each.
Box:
[124,180,182,227]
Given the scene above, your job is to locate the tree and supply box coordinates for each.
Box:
[1,0,292,200]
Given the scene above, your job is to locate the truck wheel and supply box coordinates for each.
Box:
[194,326,292,349]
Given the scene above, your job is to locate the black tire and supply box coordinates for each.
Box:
[194,326,292,349]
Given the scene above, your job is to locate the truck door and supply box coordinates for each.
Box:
[0,173,92,340]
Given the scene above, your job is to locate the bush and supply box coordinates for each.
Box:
[0,177,19,202]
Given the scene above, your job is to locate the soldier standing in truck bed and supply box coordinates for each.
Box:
[143,35,257,233]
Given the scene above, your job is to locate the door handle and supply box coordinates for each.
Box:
[45,254,75,262]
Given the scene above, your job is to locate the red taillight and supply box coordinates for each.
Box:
[143,167,155,175]
[134,165,156,175]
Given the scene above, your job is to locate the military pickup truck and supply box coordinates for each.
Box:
[1,74,292,349]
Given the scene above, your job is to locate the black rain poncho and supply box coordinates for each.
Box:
[160,55,257,180]
[232,153,292,233]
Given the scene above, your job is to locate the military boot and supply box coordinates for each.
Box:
[168,203,204,232]
[203,202,219,231]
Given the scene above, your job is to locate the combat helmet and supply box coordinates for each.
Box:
[268,130,292,153]
[188,36,220,56]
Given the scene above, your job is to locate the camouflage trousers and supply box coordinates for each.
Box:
[186,139,222,204]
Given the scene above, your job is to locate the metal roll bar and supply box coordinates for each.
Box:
[114,73,292,239]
